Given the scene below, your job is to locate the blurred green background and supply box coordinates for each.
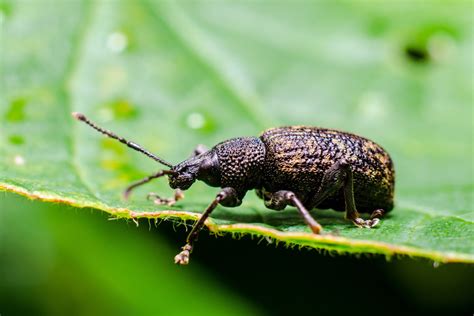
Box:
[1,0,474,315]
[2,192,474,315]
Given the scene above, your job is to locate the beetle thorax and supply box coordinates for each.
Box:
[214,137,266,190]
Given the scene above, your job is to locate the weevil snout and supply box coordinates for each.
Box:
[169,151,221,190]
[169,160,200,190]
[168,171,196,190]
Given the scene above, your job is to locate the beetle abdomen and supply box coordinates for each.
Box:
[259,126,395,212]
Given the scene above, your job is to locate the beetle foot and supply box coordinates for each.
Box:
[147,189,184,206]
[370,209,385,220]
[174,244,192,265]
[352,217,380,228]
[308,222,323,234]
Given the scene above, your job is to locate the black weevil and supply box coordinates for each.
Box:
[72,112,395,265]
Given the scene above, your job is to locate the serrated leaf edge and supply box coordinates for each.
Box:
[2,182,473,264]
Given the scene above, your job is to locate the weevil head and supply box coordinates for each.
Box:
[169,137,266,191]
[169,150,221,190]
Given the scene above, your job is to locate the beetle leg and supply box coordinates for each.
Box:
[174,187,239,265]
[190,144,209,157]
[342,166,382,228]
[265,190,322,234]
[308,160,383,228]
[147,189,184,206]
[307,160,349,209]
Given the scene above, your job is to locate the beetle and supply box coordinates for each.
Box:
[72,112,395,265]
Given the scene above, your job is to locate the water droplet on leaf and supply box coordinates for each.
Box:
[14,155,25,166]
[186,112,206,129]
[358,92,388,119]
[428,32,456,62]
[106,31,128,53]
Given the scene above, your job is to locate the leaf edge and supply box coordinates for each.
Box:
[1,182,472,264]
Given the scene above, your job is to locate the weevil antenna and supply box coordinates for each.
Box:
[72,112,174,168]
[123,169,175,200]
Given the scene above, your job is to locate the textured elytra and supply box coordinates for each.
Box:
[258,126,395,213]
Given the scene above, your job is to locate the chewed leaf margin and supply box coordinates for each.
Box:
[2,182,472,264]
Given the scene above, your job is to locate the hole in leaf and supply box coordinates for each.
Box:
[402,24,459,64]
[404,46,429,63]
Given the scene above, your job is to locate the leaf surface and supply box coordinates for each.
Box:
[1,0,473,263]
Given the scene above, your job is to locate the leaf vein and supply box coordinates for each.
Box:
[145,0,274,129]
[64,1,102,203]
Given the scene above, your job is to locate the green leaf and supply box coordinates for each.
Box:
[1,0,473,263]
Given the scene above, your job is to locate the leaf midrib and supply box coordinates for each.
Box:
[146,0,274,129]
[64,0,101,203]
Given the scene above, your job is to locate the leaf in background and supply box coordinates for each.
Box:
[1,1,473,262]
